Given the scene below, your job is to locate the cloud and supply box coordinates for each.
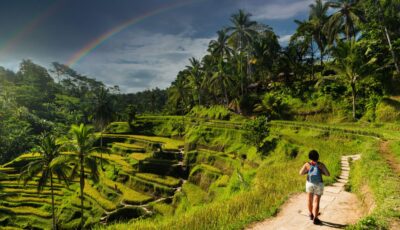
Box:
[73,30,212,93]
[252,0,313,20]
[278,34,292,45]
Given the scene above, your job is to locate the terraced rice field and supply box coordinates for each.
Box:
[0,134,187,229]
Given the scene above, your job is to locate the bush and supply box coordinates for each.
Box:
[375,98,400,122]
[188,106,233,120]
[243,116,270,154]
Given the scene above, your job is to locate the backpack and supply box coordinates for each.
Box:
[308,162,322,183]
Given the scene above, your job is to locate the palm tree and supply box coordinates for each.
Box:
[91,87,114,168]
[68,124,99,228]
[309,0,329,64]
[227,10,257,52]
[330,40,368,119]
[186,57,203,105]
[168,71,190,114]
[227,9,257,95]
[208,29,233,60]
[20,134,71,230]
[372,0,400,73]
[292,20,317,78]
[210,60,233,105]
[251,28,281,81]
[325,0,365,42]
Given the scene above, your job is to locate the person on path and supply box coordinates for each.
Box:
[299,150,330,225]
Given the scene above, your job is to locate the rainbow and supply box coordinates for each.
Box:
[0,0,65,58]
[67,0,201,67]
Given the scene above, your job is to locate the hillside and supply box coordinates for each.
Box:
[1,115,399,229]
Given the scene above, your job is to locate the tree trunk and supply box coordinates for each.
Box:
[198,88,201,106]
[224,85,229,106]
[376,0,400,74]
[351,83,356,120]
[80,153,85,229]
[51,172,56,230]
[383,26,400,74]
[100,131,104,170]
[320,52,324,67]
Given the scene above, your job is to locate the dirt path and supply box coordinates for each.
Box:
[379,141,400,176]
[247,155,363,230]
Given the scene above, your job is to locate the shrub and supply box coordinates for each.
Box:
[375,98,400,122]
[243,116,270,154]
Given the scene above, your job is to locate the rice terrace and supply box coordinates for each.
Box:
[1,0,400,229]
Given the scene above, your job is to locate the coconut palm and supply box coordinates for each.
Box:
[330,40,369,119]
[68,124,100,228]
[251,28,281,81]
[186,57,203,105]
[309,0,329,64]
[209,59,233,105]
[91,87,114,169]
[325,0,365,42]
[227,9,257,95]
[372,0,400,73]
[168,71,190,114]
[20,134,71,230]
[208,29,233,60]
[227,9,257,52]
[292,20,317,78]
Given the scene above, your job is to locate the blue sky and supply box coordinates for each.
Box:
[0,0,312,92]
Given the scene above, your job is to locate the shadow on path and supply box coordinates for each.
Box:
[320,221,347,229]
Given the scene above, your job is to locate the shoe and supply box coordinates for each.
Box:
[309,214,314,220]
[313,218,322,225]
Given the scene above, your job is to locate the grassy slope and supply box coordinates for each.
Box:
[2,116,400,229]
[96,126,366,230]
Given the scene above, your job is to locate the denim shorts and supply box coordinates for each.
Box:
[306,181,324,196]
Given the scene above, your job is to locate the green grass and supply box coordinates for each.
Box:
[0,205,51,218]
[129,135,184,149]
[92,152,134,173]
[4,116,400,229]
[388,140,400,163]
[348,140,400,229]
[98,126,360,230]
[102,134,184,150]
[2,188,64,196]
[101,175,153,205]
[4,196,59,205]
[112,142,146,150]
[128,153,151,161]
[134,173,181,187]
[84,180,117,211]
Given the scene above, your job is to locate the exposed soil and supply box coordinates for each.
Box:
[247,155,364,230]
[379,141,400,176]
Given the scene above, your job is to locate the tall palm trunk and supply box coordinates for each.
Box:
[383,26,400,74]
[351,83,356,120]
[375,0,400,74]
[100,130,104,170]
[224,86,229,106]
[50,172,56,230]
[79,153,85,229]
[198,88,202,106]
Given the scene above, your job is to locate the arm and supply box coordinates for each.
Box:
[319,163,330,176]
[299,163,309,175]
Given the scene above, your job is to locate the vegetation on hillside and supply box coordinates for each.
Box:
[1,0,400,229]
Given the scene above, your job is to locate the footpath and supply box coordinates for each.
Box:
[247,155,363,230]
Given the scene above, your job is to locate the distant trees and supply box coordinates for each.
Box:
[165,0,400,120]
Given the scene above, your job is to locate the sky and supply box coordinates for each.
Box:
[0,0,312,93]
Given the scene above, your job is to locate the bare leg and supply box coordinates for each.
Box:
[307,193,313,215]
[313,195,321,219]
